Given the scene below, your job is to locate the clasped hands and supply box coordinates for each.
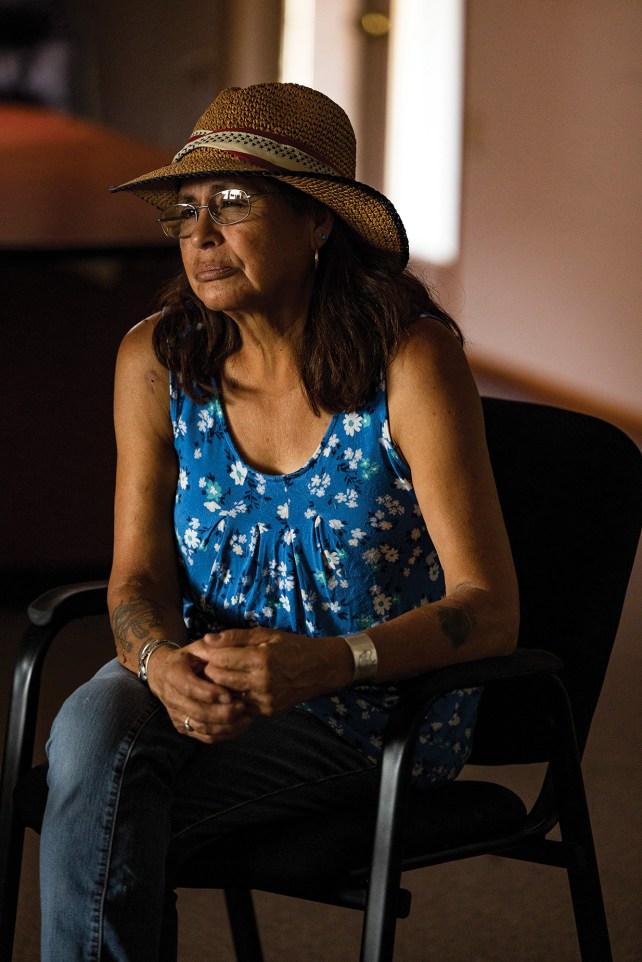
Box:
[146,627,350,744]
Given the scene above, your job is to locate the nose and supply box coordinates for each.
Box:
[188,206,223,247]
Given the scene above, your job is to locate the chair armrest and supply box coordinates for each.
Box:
[363,648,564,938]
[397,648,562,713]
[28,579,109,626]
[1,580,110,833]
[381,647,563,783]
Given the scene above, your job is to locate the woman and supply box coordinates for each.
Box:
[40,83,518,961]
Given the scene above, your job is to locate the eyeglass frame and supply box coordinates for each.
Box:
[158,188,274,239]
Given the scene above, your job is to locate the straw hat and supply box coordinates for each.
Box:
[110,82,409,265]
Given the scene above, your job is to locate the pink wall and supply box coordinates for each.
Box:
[442,0,641,421]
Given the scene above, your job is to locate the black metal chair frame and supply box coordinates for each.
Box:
[1,398,640,962]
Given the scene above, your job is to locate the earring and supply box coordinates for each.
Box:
[314,249,320,270]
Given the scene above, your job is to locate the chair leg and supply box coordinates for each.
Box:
[0,819,25,962]
[546,678,613,962]
[224,888,265,962]
[565,848,613,962]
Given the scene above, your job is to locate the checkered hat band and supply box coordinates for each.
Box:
[172,129,342,176]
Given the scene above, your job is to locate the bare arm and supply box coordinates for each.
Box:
[362,316,519,677]
[108,315,187,667]
[108,316,251,741]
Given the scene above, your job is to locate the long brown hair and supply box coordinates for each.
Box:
[152,184,462,414]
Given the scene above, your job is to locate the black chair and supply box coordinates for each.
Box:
[1,398,640,962]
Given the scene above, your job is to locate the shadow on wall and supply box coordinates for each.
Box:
[0,248,181,604]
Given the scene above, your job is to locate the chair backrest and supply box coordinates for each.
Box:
[471,398,642,765]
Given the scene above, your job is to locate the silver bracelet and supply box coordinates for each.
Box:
[137,638,181,683]
[340,632,378,684]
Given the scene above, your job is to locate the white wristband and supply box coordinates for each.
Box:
[341,632,378,684]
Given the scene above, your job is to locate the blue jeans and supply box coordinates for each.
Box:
[40,658,378,962]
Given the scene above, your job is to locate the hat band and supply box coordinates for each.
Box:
[172,128,343,177]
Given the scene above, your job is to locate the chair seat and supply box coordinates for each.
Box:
[16,762,527,898]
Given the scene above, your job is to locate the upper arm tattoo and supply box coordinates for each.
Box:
[111,597,163,654]
[437,603,475,649]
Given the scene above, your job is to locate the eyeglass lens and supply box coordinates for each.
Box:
[159,189,254,238]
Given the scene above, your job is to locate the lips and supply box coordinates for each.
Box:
[195,264,235,281]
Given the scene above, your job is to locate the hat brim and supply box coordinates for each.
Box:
[110,149,409,266]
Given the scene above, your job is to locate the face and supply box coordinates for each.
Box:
[177,176,333,328]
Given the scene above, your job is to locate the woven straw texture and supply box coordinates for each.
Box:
[110,83,408,263]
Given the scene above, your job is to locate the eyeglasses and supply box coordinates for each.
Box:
[158,188,273,239]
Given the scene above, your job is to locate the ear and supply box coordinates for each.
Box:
[310,207,335,251]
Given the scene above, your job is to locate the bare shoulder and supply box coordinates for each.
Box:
[387,316,482,451]
[118,313,166,377]
[115,312,172,441]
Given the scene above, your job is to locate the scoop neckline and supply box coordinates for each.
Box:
[215,384,341,484]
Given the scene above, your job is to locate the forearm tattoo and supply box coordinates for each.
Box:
[437,603,475,649]
[111,597,163,654]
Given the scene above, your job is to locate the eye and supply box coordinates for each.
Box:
[218,189,247,209]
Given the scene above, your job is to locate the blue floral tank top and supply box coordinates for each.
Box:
[170,374,480,786]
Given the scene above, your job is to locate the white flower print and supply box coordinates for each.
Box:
[277,502,289,519]
[324,549,340,570]
[377,494,404,516]
[394,477,412,491]
[362,547,381,565]
[309,472,331,497]
[323,434,339,456]
[343,412,363,436]
[344,446,363,469]
[220,501,248,519]
[321,600,342,613]
[194,448,202,459]
[229,460,247,486]
[329,519,344,530]
[178,468,189,490]
[370,510,392,530]
[348,527,366,546]
[197,409,214,432]
[335,488,358,508]
[381,545,399,563]
[174,417,187,439]
[330,696,349,716]
[198,477,206,488]
[283,528,297,545]
[372,592,392,615]
[184,528,200,550]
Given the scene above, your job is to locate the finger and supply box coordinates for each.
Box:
[162,656,235,704]
[200,629,271,649]
[172,703,252,743]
